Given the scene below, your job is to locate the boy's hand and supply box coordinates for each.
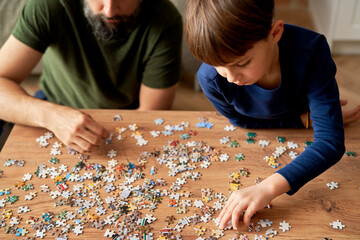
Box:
[47,106,110,153]
[217,184,273,230]
[300,99,360,128]
[217,173,290,230]
[300,112,310,128]
[340,99,360,126]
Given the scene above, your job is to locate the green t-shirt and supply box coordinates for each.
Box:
[12,0,182,109]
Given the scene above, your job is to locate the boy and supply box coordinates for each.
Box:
[185,0,360,230]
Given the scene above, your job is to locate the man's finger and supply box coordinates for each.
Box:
[82,115,109,139]
[67,142,87,154]
[73,136,95,152]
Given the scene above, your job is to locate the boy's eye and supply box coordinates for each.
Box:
[237,60,250,68]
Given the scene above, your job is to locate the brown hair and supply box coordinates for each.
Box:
[185,0,274,66]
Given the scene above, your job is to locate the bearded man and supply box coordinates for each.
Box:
[0,0,182,153]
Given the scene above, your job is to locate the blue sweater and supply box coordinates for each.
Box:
[198,24,345,195]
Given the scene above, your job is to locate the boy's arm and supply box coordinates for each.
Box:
[0,36,109,153]
[276,36,345,195]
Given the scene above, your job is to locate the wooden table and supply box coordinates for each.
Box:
[0,110,359,239]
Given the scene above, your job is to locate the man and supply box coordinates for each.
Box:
[0,0,183,153]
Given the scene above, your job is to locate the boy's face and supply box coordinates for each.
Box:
[214,36,279,87]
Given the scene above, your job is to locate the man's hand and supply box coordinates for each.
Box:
[340,99,360,126]
[0,35,110,152]
[48,106,110,153]
[216,173,290,230]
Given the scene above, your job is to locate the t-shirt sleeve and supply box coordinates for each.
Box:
[276,36,345,195]
[11,0,53,53]
[141,16,183,89]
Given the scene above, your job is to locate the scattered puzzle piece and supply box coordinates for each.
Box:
[326,181,339,190]
[330,220,345,229]
[279,221,291,232]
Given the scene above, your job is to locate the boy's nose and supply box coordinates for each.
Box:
[226,71,240,84]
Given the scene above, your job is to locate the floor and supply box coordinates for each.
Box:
[20,2,360,111]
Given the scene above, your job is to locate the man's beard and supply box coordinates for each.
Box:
[83,0,141,41]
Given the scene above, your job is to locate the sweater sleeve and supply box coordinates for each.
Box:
[197,71,304,128]
[276,36,345,195]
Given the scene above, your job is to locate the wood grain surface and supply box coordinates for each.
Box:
[0,110,359,239]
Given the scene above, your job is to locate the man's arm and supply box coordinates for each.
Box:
[139,9,183,109]
[0,36,109,153]
[137,83,178,110]
[0,35,45,126]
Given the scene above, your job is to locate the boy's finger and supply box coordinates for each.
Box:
[219,210,232,230]
[220,199,238,229]
[340,99,348,106]
[231,204,246,230]
[345,111,360,124]
[243,206,256,226]
[347,106,360,116]
[217,198,233,221]
[343,107,360,124]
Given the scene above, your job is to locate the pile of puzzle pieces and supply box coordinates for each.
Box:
[0,115,353,239]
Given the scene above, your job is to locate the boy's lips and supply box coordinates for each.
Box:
[234,81,247,86]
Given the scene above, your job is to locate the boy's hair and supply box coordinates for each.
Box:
[185,0,274,66]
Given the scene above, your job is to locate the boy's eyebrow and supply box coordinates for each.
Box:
[226,58,251,67]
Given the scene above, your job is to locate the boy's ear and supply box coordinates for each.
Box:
[270,20,284,44]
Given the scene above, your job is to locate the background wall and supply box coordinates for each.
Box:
[0,0,27,47]
[169,0,202,88]
[0,0,42,73]
[310,0,360,54]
